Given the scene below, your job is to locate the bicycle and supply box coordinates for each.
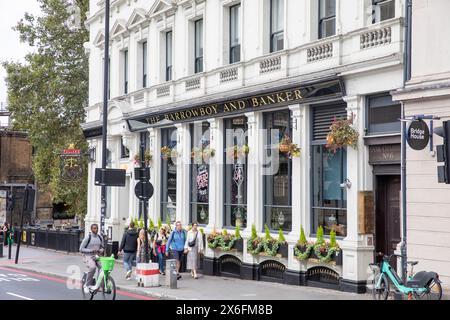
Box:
[81,254,117,300]
[369,252,442,300]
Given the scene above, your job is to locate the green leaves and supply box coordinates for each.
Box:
[2,0,89,218]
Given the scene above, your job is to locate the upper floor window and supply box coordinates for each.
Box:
[270,0,284,52]
[230,4,241,64]
[366,93,401,135]
[195,19,204,73]
[373,0,395,23]
[166,31,173,81]
[319,0,336,39]
[142,41,148,88]
[122,49,129,94]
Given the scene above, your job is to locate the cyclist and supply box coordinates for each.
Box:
[79,224,104,293]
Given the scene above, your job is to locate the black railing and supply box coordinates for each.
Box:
[13,227,84,253]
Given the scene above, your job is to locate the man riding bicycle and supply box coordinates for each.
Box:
[79,224,105,293]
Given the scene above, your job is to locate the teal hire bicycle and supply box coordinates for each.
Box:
[370,252,442,300]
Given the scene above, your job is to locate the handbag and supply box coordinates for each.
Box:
[188,232,198,247]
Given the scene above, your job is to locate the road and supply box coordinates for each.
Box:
[0,266,154,300]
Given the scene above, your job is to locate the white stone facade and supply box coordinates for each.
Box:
[83,0,406,292]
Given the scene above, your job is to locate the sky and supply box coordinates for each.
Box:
[0,0,42,105]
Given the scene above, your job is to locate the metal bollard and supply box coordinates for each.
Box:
[165,259,177,289]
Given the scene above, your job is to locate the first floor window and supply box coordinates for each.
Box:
[263,110,292,231]
[195,19,204,73]
[373,0,395,23]
[230,4,241,63]
[270,0,284,52]
[319,0,336,39]
[190,122,210,224]
[312,145,347,237]
[224,117,248,228]
[123,49,129,94]
[161,128,177,223]
[142,41,148,88]
[367,93,401,135]
[166,31,173,81]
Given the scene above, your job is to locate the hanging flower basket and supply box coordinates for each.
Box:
[133,151,153,166]
[326,113,359,153]
[161,146,178,160]
[227,145,250,160]
[191,147,216,161]
[278,135,301,158]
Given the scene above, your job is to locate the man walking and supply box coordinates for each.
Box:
[166,221,186,280]
[79,224,104,292]
[119,221,138,280]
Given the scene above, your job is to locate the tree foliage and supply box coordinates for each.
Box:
[2,0,89,218]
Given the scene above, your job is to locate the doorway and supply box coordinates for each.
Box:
[375,175,401,265]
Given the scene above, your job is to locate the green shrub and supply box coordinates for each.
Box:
[278,228,286,242]
[251,224,258,240]
[235,225,241,239]
[316,226,325,245]
[264,224,272,241]
[299,225,307,245]
[223,229,228,236]
[149,219,155,231]
[330,229,337,248]
[157,218,162,230]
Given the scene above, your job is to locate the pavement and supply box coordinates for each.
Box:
[0,245,373,300]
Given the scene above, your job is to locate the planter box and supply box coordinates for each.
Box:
[233,238,243,252]
[278,243,289,258]
[310,248,342,265]
[293,245,311,261]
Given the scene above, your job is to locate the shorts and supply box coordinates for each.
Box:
[172,250,184,261]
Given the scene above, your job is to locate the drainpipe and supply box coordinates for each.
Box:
[400,0,412,284]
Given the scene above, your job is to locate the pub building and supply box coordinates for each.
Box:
[82,0,405,293]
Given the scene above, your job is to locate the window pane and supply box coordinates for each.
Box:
[230,45,241,64]
[166,31,172,82]
[195,19,203,59]
[368,94,401,134]
[263,110,292,231]
[320,17,336,38]
[161,128,177,223]
[143,42,147,87]
[230,5,241,47]
[320,0,336,18]
[271,32,284,52]
[271,0,284,33]
[123,50,128,94]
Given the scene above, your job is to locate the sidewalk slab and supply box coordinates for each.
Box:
[1,245,373,300]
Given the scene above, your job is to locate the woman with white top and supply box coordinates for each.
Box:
[184,222,204,279]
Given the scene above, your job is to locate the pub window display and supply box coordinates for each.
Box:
[161,128,177,223]
[224,117,248,228]
[190,122,211,225]
[263,110,292,231]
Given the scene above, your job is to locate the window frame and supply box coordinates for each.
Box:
[318,0,336,39]
[270,0,284,53]
[120,137,130,159]
[263,109,293,232]
[123,49,129,94]
[194,19,204,74]
[229,3,241,64]
[366,93,401,135]
[142,41,148,88]
[166,30,173,82]
[372,0,396,23]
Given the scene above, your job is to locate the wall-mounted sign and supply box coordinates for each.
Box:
[126,78,344,131]
[407,120,430,151]
[196,165,209,202]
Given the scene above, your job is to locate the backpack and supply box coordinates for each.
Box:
[84,233,104,249]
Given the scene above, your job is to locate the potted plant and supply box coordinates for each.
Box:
[278,135,301,158]
[312,226,342,264]
[191,146,216,162]
[326,113,359,153]
[294,225,314,261]
[133,150,153,166]
[247,224,265,255]
[161,146,178,160]
[277,228,289,258]
[207,226,243,252]
[233,225,243,252]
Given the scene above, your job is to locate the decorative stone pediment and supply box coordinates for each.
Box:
[127,8,148,30]
[93,30,105,48]
[110,19,128,40]
[149,0,177,19]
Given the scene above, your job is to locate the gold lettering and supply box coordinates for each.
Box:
[165,114,170,121]
[286,91,294,101]
[251,98,260,107]
[266,95,276,104]
[224,103,231,112]
[199,108,206,116]
[192,109,199,117]
[179,111,186,120]
[294,90,303,100]
[211,105,218,114]
[238,101,246,109]
[276,93,286,103]
[259,97,268,106]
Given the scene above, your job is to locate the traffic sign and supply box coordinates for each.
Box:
[134,181,154,201]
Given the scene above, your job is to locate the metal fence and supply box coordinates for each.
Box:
[14,227,84,253]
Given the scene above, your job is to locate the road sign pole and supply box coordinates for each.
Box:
[140,132,150,264]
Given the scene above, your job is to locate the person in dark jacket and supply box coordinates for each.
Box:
[119,221,138,280]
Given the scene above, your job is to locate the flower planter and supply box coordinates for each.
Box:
[310,247,342,265]
[233,238,243,252]
[293,244,313,261]
[278,242,289,258]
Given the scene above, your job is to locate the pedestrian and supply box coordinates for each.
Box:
[153,226,167,275]
[136,228,150,263]
[79,224,104,292]
[119,221,138,280]
[1,222,9,246]
[184,222,204,279]
[166,221,186,280]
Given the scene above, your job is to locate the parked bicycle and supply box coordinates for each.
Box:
[370,252,442,300]
[81,254,116,300]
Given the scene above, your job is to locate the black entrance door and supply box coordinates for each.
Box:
[375,175,401,265]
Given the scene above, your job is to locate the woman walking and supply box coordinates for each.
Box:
[184,222,203,279]
[153,227,168,275]
[136,229,149,263]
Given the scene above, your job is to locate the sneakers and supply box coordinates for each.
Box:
[125,270,132,280]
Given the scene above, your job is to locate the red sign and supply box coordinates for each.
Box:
[63,149,81,155]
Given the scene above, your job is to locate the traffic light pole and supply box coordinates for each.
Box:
[140,132,150,264]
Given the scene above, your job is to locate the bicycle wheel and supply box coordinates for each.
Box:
[81,273,94,301]
[418,278,442,300]
[372,273,389,300]
[101,275,116,300]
